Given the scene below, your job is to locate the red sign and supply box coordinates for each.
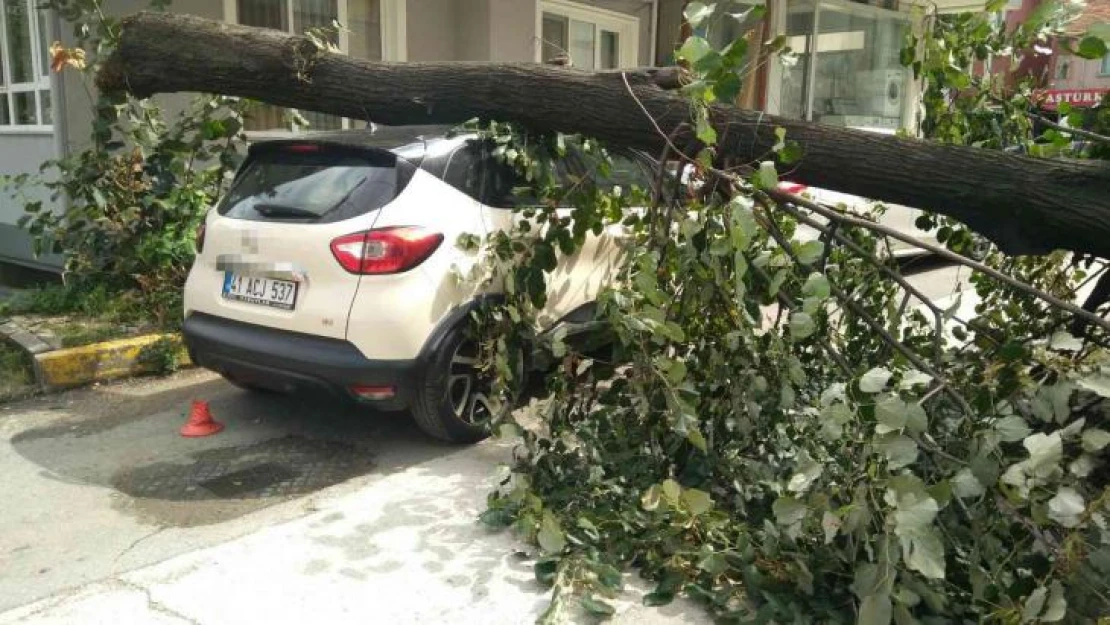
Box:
[1038,88,1108,110]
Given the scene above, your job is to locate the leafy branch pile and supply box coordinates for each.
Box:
[468,4,1110,624]
[0,0,247,326]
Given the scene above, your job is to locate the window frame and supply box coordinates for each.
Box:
[535,0,640,69]
[0,0,53,132]
[223,0,407,136]
[771,0,916,133]
[1100,52,1110,77]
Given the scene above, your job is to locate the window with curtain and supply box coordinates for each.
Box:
[237,0,382,132]
[1,0,52,128]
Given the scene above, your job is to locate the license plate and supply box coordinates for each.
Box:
[222,273,298,310]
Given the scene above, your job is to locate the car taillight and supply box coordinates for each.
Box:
[196,222,207,254]
[330,227,444,275]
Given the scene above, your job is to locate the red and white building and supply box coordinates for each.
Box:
[1043,0,1110,111]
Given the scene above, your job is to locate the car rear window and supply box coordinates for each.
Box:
[218,148,409,223]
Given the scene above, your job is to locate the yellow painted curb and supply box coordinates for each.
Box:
[33,333,192,389]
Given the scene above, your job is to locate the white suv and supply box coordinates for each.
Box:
[183,125,652,442]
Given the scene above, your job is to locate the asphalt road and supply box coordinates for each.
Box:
[0,260,969,620]
[0,369,458,612]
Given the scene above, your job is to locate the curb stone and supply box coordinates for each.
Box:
[0,319,56,355]
[0,317,191,391]
[34,334,193,389]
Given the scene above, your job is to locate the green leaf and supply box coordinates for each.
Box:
[1023,431,1063,472]
[677,36,712,64]
[875,397,908,434]
[580,595,615,616]
[1022,586,1048,624]
[773,126,786,147]
[796,240,824,265]
[821,402,853,441]
[1077,373,1110,398]
[952,468,985,499]
[534,557,559,586]
[860,368,892,393]
[662,478,682,503]
[892,490,938,534]
[779,141,804,164]
[641,484,662,511]
[683,488,713,515]
[995,415,1032,442]
[1048,331,1083,352]
[683,1,715,28]
[758,161,778,188]
[822,511,841,544]
[880,435,918,470]
[803,273,830,299]
[1082,428,1110,452]
[859,594,893,625]
[697,552,729,576]
[537,511,566,554]
[1047,487,1084,528]
[787,450,823,493]
[643,591,675,607]
[1076,35,1108,59]
[695,114,718,145]
[1042,581,1067,622]
[902,526,945,580]
[773,496,807,526]
[904,403,927,434]
[790,312,816,339]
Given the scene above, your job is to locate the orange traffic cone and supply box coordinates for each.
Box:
[180,400,224,437]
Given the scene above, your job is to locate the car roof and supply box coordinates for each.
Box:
[249,124,656,173]
[249,124,473,163]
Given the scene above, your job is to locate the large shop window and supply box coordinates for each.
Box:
[540,0,639,70]
[780,0,911,132]
[234,0,384,132]
[0,0,51,129]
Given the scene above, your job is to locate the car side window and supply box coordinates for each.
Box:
[590,151,653,194]
[440,145,485,202]
[480,152,581,209]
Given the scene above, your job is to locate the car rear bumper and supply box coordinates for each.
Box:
[183,312,417,408]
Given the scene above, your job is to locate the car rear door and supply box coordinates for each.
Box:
[184,142,414,340]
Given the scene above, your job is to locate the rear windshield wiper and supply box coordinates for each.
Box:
[253,203,320,219]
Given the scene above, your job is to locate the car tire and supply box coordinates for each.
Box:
[411,323,517,444]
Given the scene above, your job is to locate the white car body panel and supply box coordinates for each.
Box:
[183,206,380,342]
[185,163,625,362]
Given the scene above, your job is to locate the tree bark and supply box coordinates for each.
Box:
[98,12,1110,259]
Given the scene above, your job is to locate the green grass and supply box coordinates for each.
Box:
[0,282,183,332]
[57,324,133,348]
[0,339,34,401]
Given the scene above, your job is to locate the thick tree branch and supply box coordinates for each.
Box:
[99,12,1110,260]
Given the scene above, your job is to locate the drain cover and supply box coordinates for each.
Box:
[199,463,298,498]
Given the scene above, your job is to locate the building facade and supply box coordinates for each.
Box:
[1044,0,1110,112]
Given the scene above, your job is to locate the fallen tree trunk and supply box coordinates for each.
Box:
[98,12,1110,259]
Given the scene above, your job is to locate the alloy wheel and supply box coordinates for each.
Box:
[447,340,496,425]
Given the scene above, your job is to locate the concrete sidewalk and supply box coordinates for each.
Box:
[0,424,705,625]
